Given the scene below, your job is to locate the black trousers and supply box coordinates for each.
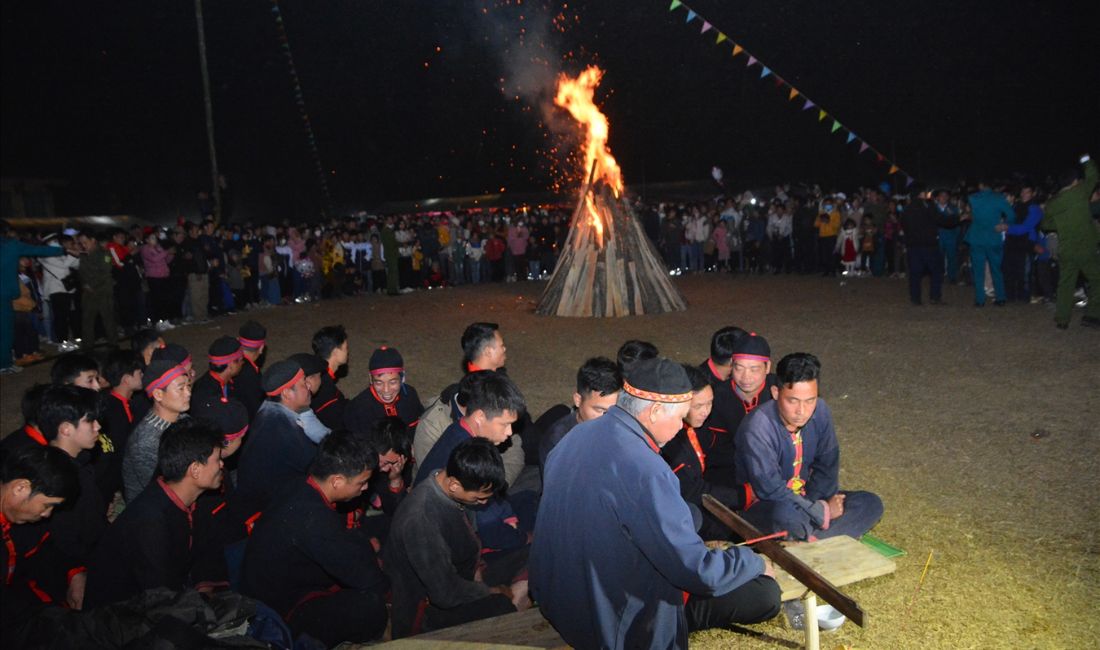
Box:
[288,589,388,646]
[817,236,837,275]
[49,292,75,341]
[907,245,943,303]
[686,575,781,631]
[1003,245,1030,301]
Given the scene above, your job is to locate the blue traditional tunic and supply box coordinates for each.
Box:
[532,406,764,649]
[733,399,840,532]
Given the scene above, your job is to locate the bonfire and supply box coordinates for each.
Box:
[536,66,687,317]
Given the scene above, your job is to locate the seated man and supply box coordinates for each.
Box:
[345,346,424,436]
[310,325,349,430]
[50,352,100,390]
[705,332,777,486]
[1,383,50,456]
[231,359,318,534]
[385,438,528,638]
[122,359,191,502]
[98,349,146,502]
[287,353,333,443]
[663,365,748,541]
[240,430,389,646]
[234,320,268,419]
[735,352,884,541]
[538,356,621,474]
[29,386,107,608]
[0,446,79,647]
[85,418,226,608]
[191,336,244,405]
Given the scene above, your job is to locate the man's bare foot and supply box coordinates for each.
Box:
[510,579,532,611]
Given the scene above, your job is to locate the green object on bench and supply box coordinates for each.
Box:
[860,533,906,558]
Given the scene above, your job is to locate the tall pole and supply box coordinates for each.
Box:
[195,0,221,223]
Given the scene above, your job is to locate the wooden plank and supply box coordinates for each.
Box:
[702,494,866,627]
[775,535,897,601]
[373,607,567,649]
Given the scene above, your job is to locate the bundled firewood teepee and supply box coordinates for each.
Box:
[537,67,686,318]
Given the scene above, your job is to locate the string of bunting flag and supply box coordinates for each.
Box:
[270,0,333,213]
[667,0,915,186]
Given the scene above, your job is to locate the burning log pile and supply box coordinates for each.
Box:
[536,67,687,317]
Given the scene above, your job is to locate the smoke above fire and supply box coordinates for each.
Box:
[468,1,611,194]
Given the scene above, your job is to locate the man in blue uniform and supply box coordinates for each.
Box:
[735,353,884,541]
[532,357,778,649]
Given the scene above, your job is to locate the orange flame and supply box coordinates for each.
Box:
[555,66,623,247]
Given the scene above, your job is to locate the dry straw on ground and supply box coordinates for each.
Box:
[3,273,1095,649]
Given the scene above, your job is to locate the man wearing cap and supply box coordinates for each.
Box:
[704,333,777,487]
[151,342,195,381]
[233,359,317,524]
[532,358,779,648]
[310,325,349,430]
[235,320,267,419]
[122,359,191,502]
[192,336,244,406]
[735,353,884,541]
[287,352,335,444]
[345,346,424,437]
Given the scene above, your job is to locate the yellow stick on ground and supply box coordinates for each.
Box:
[901,550,934,630]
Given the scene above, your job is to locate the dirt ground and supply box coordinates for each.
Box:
[2,273,1097,649]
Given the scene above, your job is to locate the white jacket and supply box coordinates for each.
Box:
[39,246,81,296]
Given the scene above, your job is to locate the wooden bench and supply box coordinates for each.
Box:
[373,537,894,650]
[773,535,897,650]
[373,607,567,649]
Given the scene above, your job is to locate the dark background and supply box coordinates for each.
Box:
[3,0,1098,222]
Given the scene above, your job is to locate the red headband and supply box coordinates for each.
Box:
[239,337,265,349]
[369,366,404,376]
[146,364,188,395]
[223,425,248,443]
[622,380,693,404]
[265,368,305,396]
[209,350,243,365]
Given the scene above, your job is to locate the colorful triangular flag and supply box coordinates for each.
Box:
[859,142,870,153]
[876,153,885,162]
[686,10,696,22]
[732,44,743,56]
[669,0,682,10]
[701,21,712,34]
[802,99,814,110]
[831,120,842,133]
[889,165,899,175]
[746,55,757,67]
[818,109,827,122]
[760,66,771,79]
[906,175,915,186]
[716,32,727,44]
[846,132,856,144]
[789,88,799,100]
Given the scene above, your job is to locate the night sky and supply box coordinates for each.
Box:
[3,1,1098,222]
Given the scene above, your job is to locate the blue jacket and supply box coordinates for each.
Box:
[965,190,1014,247]
[734,399,840,531]
[532,406,764,649]
[1006,203,1043,242]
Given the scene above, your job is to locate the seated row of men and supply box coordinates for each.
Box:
[0,318,883,647]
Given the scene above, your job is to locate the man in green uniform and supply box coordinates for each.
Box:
[1041,156,1099,329]
[77,230,118,349]
[381,217,400,296]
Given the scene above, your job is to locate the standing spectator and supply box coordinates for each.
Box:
[816,199,841,276]
[767,204,793,274]
[934,190,961,284]
[965,181,1014,307]
[712,219,731,273]
[76,231,118,350]
[12,257,42,365]
[507,220,530,281]
[140,231,175,331]
[484,230,506,282]
[466,231,485,284]
[183,222,210,322]
[2,223,63,373]
[39,234,81,350]
[1041,157,1099,329]
[1004,183,1043,302]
